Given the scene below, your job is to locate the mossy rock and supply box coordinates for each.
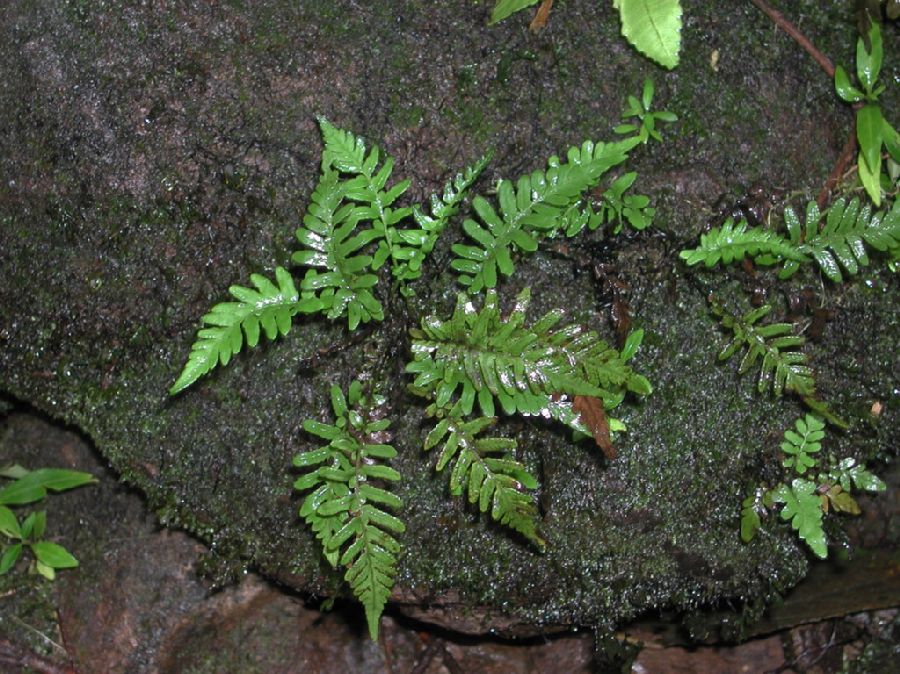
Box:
[0,0,896,635]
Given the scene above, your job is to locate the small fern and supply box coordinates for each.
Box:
[780,414,824,475]
[741,415,885,559]
[450,137,641,292]
[169,267,322,394]
[293,381,404,640]
[407,288,651,421]
[423,403,544,548]
[712,301,815,398]
[680,197,900,282]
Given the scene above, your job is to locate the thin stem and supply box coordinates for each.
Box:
[748,0,835,78]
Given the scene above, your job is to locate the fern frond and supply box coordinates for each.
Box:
[318,117,412,272]
[170,267,321,394]
[771,479,827,558]
[293,381,404,640]
[712,302,815,398]
[393,154,492,286]
[450,139,636,292]
[782,197,900,282]
[681,197,900,281]
[679,218,808,268]
[780,414,824,475]
[293,168,384,330]
[407,288,651,420]
[423,406,544,548]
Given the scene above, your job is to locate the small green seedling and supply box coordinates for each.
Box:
[0,464,96,580]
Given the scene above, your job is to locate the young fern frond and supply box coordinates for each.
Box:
[170,267,322,394]
[771,479,827,558]
[393,154,492,287]
[450,138,640,292]
[406,288,651,421]
[293,381,404,640]
[681,197,900,282]
[780,414,824,475]
[423,404,544,548]
[712,302,815,398]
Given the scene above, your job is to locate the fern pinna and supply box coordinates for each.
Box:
[680,197,900,282]
[407,288,652,542]
[293,381,404,640]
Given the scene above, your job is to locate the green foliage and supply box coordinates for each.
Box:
[680,197,900,283]
[450,137,639,292]
[711,302,814,399]
[407,288,652,420]
[613,0,683,70]
[780,414,824,475]
[395,154,491,290]
[407,288,650,541]
[170,84,668,638]
[0,465,95,579]
[423,404,544,548]
[770,479,827,558]
[489,0,540,25]
[170,268,321,394]
[740,415,885,559]
[293,382,404,640]
[834,21,900,206]
[489,1,682,69]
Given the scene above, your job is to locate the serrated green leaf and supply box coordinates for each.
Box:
[615,0,683,70]
[30,541,79,569]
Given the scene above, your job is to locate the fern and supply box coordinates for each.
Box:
[393,154,492,287]
[407,288,651,421]
[450,138,640,292]
[780,414,824,475]
[170,267,322,394]
[317,117,413,271]
[423,404,544,548]
[712,302,815,398]
[680,197,900,282]
[770,479,827,558]
[293,381,404,640]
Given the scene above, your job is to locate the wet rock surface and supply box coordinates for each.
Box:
[1,0,898,645]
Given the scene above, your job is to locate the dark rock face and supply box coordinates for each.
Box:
[1,1,896,635]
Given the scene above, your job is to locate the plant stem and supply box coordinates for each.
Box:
[748,0,835,78]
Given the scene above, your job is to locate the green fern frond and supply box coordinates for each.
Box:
[293,167,384,330]
[450,139,638,292]
[407,288,651,420]
[423,405,544,548]
[170,267,322,394]
[393,154,492,287]
[771,479,827,558]
[780,414,824,475]
[318,117,413,272]
[679,218,807,268]
[680,197,900,282]
[293,381,404,640]
[712,302,815,398]
[781,197,900,282]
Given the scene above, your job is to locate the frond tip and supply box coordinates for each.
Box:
[169,267,322,394]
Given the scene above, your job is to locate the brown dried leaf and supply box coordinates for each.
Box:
[529,0,553,31]
[573,395,616,460]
